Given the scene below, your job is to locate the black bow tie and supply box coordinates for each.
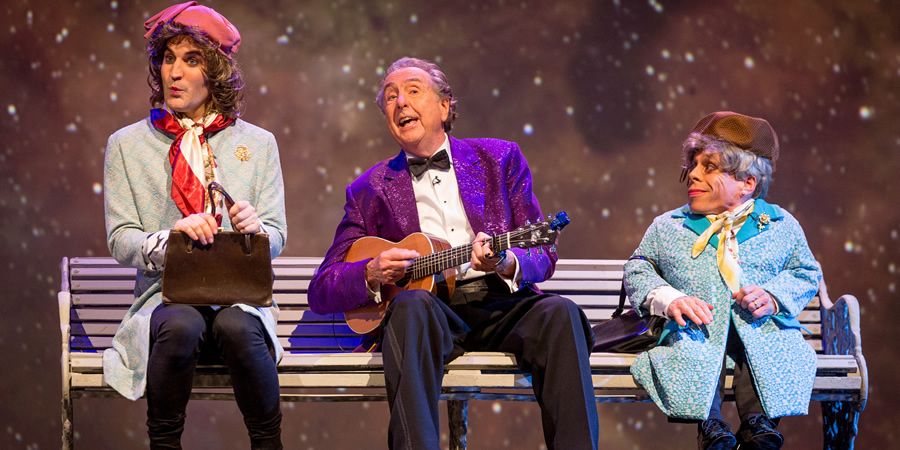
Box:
[407,149,451,177]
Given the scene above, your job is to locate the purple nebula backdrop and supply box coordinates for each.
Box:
[1,0,897,448]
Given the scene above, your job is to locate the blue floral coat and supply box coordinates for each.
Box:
[625,199,821,420]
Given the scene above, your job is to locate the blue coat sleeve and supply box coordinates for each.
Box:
[759,214,822,318]
[624,217,670,316]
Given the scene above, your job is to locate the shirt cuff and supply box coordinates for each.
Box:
[143,230,170,271]
[366,279,382,304]
[496,252,522,292]
[647,285,686,317]
[364,262,382,304]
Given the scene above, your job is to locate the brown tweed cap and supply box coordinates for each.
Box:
[691,111,779,168]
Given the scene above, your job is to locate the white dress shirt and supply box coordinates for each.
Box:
[368,134,521,303]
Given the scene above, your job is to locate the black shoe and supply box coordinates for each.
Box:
[698,418,737,450]
[737,414,783,450]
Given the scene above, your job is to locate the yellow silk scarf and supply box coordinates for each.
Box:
[691,200,755,293]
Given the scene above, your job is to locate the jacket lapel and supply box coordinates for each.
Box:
[382,151,420,237]
[736,199,783,244]
[678,200,784,250]
[449,137,486,233]
[677,205,719,249]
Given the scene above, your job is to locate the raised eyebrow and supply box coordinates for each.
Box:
[164,46,203,59]
[383,86,399,98]
[385,76,425,90]
[404,77,426,88]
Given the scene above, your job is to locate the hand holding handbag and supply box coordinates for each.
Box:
[591,256,667,353]
[161,182,274,307]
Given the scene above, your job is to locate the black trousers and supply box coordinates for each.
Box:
[381,276,600,450]
[708,321,767,423]
[147,304,282,450]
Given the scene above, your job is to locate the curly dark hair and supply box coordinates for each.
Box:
[146,22,245,119]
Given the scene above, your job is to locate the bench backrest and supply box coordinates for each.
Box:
[62,257,822,354]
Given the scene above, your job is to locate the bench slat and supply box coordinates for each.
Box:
[71,308,346,322]
[71,292,313,306]
[68,369,862,392]
[69,351,857,375]
[71,336,362,351]
[70,278,314,292]
[72,323,359,337]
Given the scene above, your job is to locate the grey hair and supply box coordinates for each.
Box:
[682,132,773,199]
[375,57,458,133]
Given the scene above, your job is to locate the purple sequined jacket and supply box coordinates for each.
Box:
[308,136,556,314]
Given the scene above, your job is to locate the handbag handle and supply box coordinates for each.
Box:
[208,181,236,225]
[613,256,662,318]
[207,181,253,255]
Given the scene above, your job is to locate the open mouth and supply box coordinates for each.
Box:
[398,116,417,128]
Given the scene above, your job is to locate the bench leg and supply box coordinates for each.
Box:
[62,396,74,450]
[448,399,468,450]
[822,400,859,449]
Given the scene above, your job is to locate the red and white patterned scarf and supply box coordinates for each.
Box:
[151,108,233,217]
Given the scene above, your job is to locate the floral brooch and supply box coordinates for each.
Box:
[234,144,250,162]
[757,213,770,232]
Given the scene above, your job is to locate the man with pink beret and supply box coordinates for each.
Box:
[102,2,287,448]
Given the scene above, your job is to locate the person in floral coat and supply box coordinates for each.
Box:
[625,111,821,450]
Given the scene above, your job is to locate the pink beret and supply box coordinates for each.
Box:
[143,1,241,57]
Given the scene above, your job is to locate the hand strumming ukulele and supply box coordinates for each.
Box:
[343,212,571,334]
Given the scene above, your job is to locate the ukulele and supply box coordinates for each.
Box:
[343,212,570,334]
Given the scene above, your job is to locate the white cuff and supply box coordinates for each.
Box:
[647,285,687,317]
[496,252,522,292]
[366,278,382,304]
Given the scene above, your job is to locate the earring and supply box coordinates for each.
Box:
[740,190,747,196]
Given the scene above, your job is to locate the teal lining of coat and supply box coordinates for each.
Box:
[676,199,785,250]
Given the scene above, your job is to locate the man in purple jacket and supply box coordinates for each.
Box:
[308,57,599,450]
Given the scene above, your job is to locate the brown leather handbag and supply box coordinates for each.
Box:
[161,182,273,307]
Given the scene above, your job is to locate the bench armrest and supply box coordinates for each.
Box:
[58,257,73,392]
[818,277,867,411]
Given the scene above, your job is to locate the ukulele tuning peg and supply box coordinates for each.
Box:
[526,249,532,257]
[537,247,544,255]
[525,220,531,225]
[550,244,557,253]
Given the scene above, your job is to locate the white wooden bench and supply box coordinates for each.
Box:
[58,257,867,449]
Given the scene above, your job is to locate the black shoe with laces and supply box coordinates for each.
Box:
[698,418,737,450]
[737,414,783,450]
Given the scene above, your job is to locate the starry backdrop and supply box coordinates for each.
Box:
[1,0,898,448]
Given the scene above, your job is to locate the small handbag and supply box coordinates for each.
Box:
[161,182,273,307]
[591,256,667,353]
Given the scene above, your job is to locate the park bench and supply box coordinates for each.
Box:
[58,256,867,449]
